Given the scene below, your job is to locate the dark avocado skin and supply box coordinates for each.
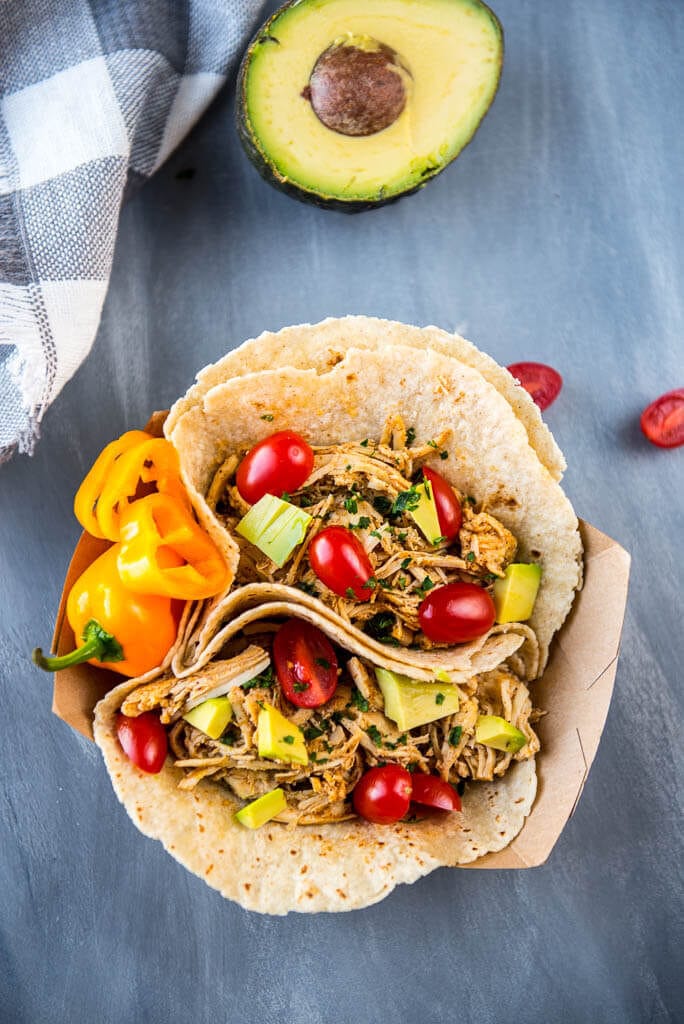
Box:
[235,0,503,214]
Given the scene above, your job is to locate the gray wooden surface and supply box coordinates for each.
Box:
[1,1,682,1021]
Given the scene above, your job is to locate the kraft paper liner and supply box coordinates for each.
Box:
[51,512,630,869]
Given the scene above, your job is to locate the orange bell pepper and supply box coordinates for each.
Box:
[73,430,152,538]
[32,546,180,678]
[117,492,230,600]
[95,437,191,541]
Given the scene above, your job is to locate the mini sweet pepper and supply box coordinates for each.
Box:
[73,430,152,539]
[32,545,180,678]
[117,492,230,600]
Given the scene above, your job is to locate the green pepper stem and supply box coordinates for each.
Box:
[32,634,105,672]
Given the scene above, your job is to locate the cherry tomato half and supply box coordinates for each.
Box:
[308,526,374,601]
[273,619,338,708]
[507,362,563,411]
[116,712,168,774]
[411,773,462,812]
[423,467,462,541]
[640,389,684,449]
[418,582,496,643]
[236,430,314,504]
[353,765,413,824]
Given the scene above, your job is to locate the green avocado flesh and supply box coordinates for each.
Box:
[236,493,312,567]
[183,697,233,740]
[235,788,287,828]
[257,703,309,765]
[493,562,542,624]
[238,0,503,209]
[475,714,526,753]
[375,667,460,731]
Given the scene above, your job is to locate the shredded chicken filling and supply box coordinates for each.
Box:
[211,419,519,650]
[124,630,541,827]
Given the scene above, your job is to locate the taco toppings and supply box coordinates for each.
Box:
[209,417,539,652]
[117,617,541,826]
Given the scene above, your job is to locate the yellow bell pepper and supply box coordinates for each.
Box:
[95,437,191,541]
[32,545,180,678]
[73,430,152,538]
[117,492,230,600]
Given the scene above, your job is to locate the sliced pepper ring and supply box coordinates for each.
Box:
[96,438,191,541]
[73,430,152,539]
[117,492,230,600]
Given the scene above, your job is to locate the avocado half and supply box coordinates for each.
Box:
[236,0,503,212]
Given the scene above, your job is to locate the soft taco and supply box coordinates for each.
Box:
[91,319,583,914]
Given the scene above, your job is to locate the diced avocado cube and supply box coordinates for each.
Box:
[182,696,233,739]
[257,703,309,765]
[375,667,459,731]
[236,494,312,567]
[235,788,287,829]
[409,479,443,545]
[475,714,527,753]
[493,562,542,623]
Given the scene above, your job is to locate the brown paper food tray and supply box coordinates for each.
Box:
[50,418,630,869]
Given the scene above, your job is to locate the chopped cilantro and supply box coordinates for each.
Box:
[345,463,352,471]
[378,578,392,590]
[280,491,290,502]
[260,413,274,421]
[391,486,421,516]
[366,725,383,746]
[365,576,378,589]
[484,573,497,584]
[398,576,407,590]
[293,682,309,693]
[345,586,356,599]
[401,557,412,569]
[440,450,449,460]
[295,580,318,596]
[304,724,324,741]
[435,692,445,706]
[418,576,435,593]
[407,762,417,773]
[360,438,369,447]
[427,439,438,449]
[370,529,383,539]
[397,531,408,543]
[351,688,369,712]
[282,735,295,744]
[406,426,416,446]
[241,666,274,691]
[432,535,447,546]
[364,612,394,640]
[315,657,331,669]
[466,551,476,563]
[350,516,371,530]
[448,726,463,747]
[344,495,358,514]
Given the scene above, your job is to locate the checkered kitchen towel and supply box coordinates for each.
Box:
[0,0,265,463]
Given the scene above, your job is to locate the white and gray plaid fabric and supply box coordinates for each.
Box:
[0,0,265,463]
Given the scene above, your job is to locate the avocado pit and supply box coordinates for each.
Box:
[305,37,407,137]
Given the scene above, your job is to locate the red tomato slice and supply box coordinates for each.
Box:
[410,773,462,812]
[116,712,168,774]
[419,582,496,643]
[308,526,374,601]
[273,620,338,708]
[507,362,563,411]
[423,467,462,541]
[236,430,314,504]
[353,765,413,824]
[640,389,684,449]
